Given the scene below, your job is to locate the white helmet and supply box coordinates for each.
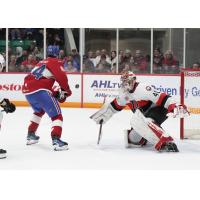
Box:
[120,71,136,91]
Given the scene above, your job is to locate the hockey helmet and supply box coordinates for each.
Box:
[120,71,136,91]
[121,71,136,83]
[47,45,60,57]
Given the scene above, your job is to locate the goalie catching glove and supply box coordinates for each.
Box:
[167,103,190,118]
[53,88,70,103]
[0,98,16,113]
[90,103,119,124]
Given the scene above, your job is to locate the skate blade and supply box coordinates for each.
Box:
[26,140,39,145]
[53,145,69,151]
[0,154,6,159]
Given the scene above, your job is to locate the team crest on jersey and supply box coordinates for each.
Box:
[146,86,151,91]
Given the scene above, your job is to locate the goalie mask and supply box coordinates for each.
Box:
[120,71,136,91]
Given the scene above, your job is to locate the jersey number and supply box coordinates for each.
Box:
[153,90,160,97]
[32,65,46,80]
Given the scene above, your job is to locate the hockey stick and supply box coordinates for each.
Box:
[97,96,106,145]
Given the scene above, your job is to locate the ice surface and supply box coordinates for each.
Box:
[0,107,200,170]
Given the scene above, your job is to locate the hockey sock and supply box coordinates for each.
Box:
[28,111,45,133]
[51,114,63,138]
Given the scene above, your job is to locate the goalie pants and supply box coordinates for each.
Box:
[25,90,63,138]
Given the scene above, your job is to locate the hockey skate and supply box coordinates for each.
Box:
[0,149,7,159]
[52,136,69,151]
[158,142,179,152]
[26,132,40,145]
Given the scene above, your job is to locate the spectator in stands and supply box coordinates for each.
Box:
[20,54,38,72]
[162,50,179,73]
[119,50,124,64]
[101,49,111,63]
[111,50,117,68]
[58,49,66,60]
[83,54,95,72]
[153,47,164,73]
[192,62,200,69]
[27,40,37,54]
[119,49,132,72]
[32,46,43,62]
[10,28,21,40]
[120,49,131,64]
[71,49,80,70]
[96,54,111,71]
[0,53,5,72]
[8,47,13,59]
[94,50,101,66]
[133,49,148,73]
[66,54,80,71]
[86,51,96,67]
[16,49,28,66]
[111,63,117,74]
[53,33,64,46]
[8,55,18,72]
[64,60,78,73]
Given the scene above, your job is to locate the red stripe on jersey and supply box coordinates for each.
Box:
[156,93,167,106]
[113,99,125,110]
[137,100,149,108]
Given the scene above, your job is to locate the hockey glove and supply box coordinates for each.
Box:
[53,88,70,103]
[0,99,16,113]
[167,103,190,118]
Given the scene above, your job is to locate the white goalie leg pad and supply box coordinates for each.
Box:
[124,129,146,148]
[130,109,173,150]
[90,103,118,124]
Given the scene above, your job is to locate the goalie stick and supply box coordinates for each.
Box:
[97,96,106,145]
[88,96,106,145]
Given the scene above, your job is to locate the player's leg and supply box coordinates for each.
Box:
[25,94,45,145]
[130,109,179,152]
[124,128,147,148]
[39,91,68,151]
[0,110,6,158]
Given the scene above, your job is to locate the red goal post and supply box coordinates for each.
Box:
[180,68,200,139]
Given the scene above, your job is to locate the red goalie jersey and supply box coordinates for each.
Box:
[22,57,71,96]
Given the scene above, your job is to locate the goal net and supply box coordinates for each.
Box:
[180,68,200,139]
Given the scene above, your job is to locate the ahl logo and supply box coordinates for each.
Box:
[91,80,120,88]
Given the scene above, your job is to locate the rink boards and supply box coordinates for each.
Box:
[0,73,181,108]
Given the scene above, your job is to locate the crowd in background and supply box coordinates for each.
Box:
[83,48,181,74]
[7,28,43,72]
[1,46,200,74]
[1,28,200,73]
